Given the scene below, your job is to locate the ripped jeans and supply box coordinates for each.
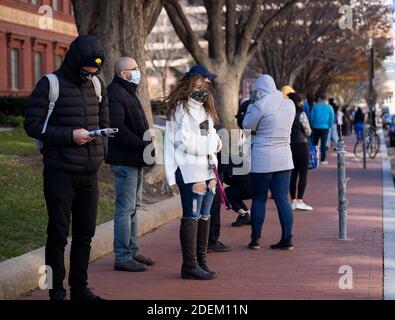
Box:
[175,168,217,220]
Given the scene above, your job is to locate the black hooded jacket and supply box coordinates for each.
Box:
[24,35,109,174]
[106,75,154,167]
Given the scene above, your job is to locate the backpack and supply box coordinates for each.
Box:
[34,74,103,151]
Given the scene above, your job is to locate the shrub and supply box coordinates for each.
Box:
[0,113,24,128]
[0,96,30,116]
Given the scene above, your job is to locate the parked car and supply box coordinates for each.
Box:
[388,115,395,147]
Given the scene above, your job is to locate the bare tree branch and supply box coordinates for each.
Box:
[164,0,212,68]
[204,0,226,62]
[247,0,297,61]
[225,0,237,63]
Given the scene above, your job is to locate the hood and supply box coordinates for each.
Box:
[250,74,278,102]
[60,35,106,84]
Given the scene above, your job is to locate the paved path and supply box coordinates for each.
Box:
[24,138,384,300]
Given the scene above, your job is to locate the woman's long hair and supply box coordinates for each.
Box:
[288,92,303,111]
[164,74,219,123]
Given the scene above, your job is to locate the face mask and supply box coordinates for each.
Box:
[80,68,101,82]
[190,90,208,103]
[129,70,141,85]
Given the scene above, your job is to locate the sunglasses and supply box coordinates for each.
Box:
[81,68,102,77]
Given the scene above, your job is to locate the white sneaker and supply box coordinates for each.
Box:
[296,202,313,211]
[320,161,329,165]
[291,200,296,210]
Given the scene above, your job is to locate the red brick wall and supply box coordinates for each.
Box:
[0,0,76,96]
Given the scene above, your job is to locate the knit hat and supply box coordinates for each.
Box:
[281,85,295,98]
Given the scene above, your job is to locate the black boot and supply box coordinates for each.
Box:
[232,212,251,227]
[248,236,261,250]
[180,218,216,280]
[197,218,217,277]
[70,287,104,301]
[49,289,66,301]
[270,236,294,250]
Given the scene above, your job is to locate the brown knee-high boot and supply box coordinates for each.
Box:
[180,218,216,280]
[197,218,217,277]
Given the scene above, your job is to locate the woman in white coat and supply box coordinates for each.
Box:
[164,74,222,280]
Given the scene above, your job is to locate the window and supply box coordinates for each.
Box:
[10,49,20,90]
[52,0,60,11]
[34,52,43,84]
[55,55,63,69]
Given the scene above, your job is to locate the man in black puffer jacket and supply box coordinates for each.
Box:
[24,35,109,301]
[106,57,155,273]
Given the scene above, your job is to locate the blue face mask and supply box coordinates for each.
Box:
[129,70,141,85]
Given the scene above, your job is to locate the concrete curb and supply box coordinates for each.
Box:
[379,131,395,300]
[0,196,181,300]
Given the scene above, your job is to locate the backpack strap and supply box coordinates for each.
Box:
[41,74,59,134]
[92,76,103,103]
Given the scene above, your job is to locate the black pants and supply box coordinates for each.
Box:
[209,188,221,244]
[225,185,252,213]
[44,166,98,293]
[290,143,309,200]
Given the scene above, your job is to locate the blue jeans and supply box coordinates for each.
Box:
[175,168,216,220]
[355,122,364,141]
[312,129,329,162]
[111,165,143,264]
[250,170,294,240]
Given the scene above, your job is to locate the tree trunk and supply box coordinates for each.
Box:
[71,0,163,129]
[213,69,242,130]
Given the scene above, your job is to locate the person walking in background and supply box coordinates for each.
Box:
[310,94,335,165]
[342,106,351,136]
[337,106,344,138]
[327,98,339,151]
[164,74,222,280]
[24,35,108,301]
[106,57,156,273]
[354,107,365,141]
[288,92,313,212]
[243,74,295,251]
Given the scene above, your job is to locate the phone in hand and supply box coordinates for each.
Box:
[88,128,119,137]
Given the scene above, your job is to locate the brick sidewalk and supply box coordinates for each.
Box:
[24,139,384,300]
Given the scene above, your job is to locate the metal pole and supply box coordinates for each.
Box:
[362,126,367,169]
[369,46,375,128]
[337,138,348,240]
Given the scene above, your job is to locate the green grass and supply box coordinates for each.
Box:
[0,129,115,262]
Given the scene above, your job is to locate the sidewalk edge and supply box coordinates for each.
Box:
[379,131,395,300]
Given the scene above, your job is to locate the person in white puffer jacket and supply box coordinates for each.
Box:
[164,74,222,281]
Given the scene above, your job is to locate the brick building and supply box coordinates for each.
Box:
[0,0,77,96]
